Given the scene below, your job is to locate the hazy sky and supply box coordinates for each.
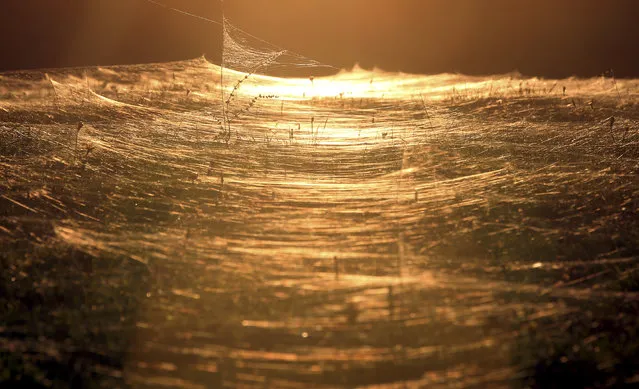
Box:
[1,0,638,77]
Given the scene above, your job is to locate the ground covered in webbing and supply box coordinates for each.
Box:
[2,58,639,388]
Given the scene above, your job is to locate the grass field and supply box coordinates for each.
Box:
[1,58,639,388]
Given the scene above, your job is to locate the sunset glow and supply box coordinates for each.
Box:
[2,1,639,388]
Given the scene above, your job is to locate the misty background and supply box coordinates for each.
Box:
[1,0,638,77]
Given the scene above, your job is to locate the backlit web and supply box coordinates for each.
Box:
[220,16,336,143]
[2,3,638,389]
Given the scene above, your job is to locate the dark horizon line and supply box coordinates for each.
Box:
[0,56,632,80]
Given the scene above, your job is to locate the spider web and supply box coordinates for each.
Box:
[220,16,336,142]
[3,4,637,387]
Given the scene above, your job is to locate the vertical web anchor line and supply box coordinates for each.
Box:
[220,0,226,139]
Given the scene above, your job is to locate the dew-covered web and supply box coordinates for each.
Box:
[2,10,639,389]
